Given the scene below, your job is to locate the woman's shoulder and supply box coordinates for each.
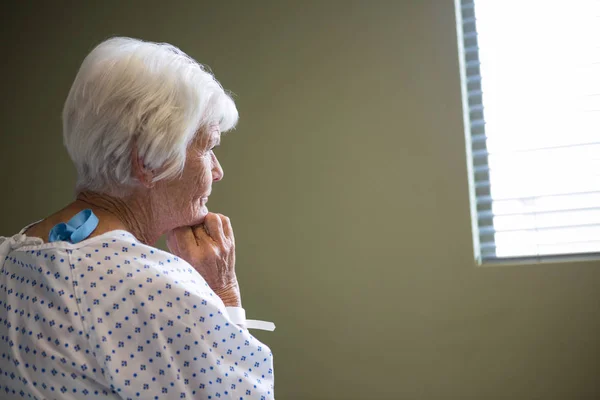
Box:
[71,231,190,279]
[69,232,222,308]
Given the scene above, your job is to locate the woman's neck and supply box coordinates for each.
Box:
[74,191,159,245]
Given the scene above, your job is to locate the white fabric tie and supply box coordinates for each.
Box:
[226,307,276,331]
[0,234,43,263]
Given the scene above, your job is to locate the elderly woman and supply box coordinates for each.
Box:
[0,37,275,399]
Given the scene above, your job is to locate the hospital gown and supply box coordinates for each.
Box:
[0,228,275,399]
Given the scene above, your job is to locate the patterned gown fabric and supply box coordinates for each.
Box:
[0,230,275,399]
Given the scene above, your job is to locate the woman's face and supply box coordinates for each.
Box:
[153,124,223,230]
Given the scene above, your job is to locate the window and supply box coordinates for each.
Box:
[457,0,600,263]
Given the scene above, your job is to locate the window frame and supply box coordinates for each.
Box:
[455,0,600,266]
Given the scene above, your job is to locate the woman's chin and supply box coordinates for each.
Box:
[179,199,209,227]
[191,205,209,225]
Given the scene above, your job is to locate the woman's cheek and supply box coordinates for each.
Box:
[200,164,212,186]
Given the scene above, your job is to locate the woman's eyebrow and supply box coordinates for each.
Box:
[206,138,220,150]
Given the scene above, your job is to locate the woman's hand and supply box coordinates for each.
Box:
[166,212,241,307]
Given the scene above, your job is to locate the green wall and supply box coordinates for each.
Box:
[1,1,599,399]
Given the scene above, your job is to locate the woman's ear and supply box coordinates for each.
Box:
[131,142,155,188]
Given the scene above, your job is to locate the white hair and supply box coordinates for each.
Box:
[62,36,238,196]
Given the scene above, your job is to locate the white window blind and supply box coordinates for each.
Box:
[457,0,600,263]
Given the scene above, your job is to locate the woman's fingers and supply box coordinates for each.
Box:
[218,214,234,245]
[203,213,226,245]
[191,223,210,243]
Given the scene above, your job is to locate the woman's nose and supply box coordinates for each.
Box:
[212,154,224,182]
